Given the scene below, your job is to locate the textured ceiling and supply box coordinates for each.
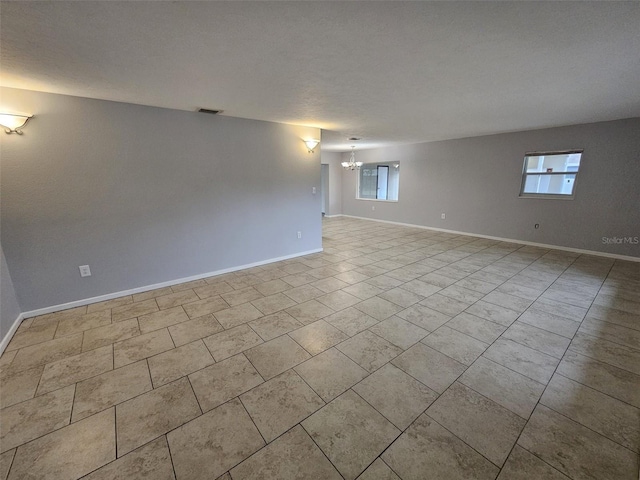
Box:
[1,1,639,152]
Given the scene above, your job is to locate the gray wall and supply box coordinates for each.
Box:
[1,87,322,311]
[1,244,21,339]
[342,118,640,257]
[320,150,343,216]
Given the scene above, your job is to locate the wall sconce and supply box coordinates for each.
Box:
[0,113,33,134]
[304,139,320,153]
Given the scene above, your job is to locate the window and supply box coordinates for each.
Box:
[519,150,583,199]
[357,162,400,201]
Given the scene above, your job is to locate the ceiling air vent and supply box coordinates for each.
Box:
[348,137,361,141]
[198,108,223,115]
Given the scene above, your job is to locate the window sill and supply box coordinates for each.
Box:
[356,198,399,203]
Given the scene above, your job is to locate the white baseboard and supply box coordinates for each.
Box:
[341,215,640,262]
[0,313,24,356]
[0,247,323,354]
[323,214,344,218]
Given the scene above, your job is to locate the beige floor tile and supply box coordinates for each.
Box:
[353,363,438,430]
[194,281,235,299]
[400,279,442,298]
[249,311,303,341]
[483,338,559,384]
[226,274,263,289]
[182,296,230,319]
[382,413,499,480]
[456,277,501,295]
[114,328,175,368]
[241,369,324,442]
[9,333,82,372]
[72,360,152,422]
[342,282,386,301]
[155,289,199,310]
[354,297,403,321]
[286,299,335,325]
[231,425,342,480]
[419,272,459,288]
[356,458,400,480]
[132,286,174,302]
[427,382,526,466]
[419,292,469,316]
[112,299,158,322]
[0,449,15,480]
[189,354,263,412]
[459,357,545,419]
[87,297,132,313]
[288,320,348,355]
[464,300,519,327]
[251,292,297,315]
[0,350,17,373]
[168,398,264,480]
[324,307,379,336]
[282,273,318,288]
[37,345,113,395]
[294,348,369,402]
[569,332,640,375]
[220,286,263,307]
[148,340,214,387]
[422,326,488,365]
[116,377,201,456]
[302,390,400,480]
[5,322,58,352]
[519,405,639,480]
[311,277,350,293]
[7,408,115,480]
[171,279,208,292]
[392,343,466,393]
[82,318,140,351]
[0,385,74,453]
[0,365,43,409]
[138,306,190,333]
[556,350,640,407]
[334,270,370,285]
[253,278,291,297]
[446,312,506,344]
[55,310,112,338]
[369,316,428,350]
[214,303,264,329]
[541,374,640,452]
[168,313,224,346]
[377,287,424,308]
[244,335,310,380]
[396,304,451,331]
[283,284,324,303]
[364,275,404,290]
[83,436,174,480]
[337,330,402,373]
[518,308,580,338]
[497,445,570,480]
[203,324,263,361]
[496,282,544,301]
[503,322,570,358]
[317,290,362,311]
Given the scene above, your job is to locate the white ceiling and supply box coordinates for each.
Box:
[1,1,639,152]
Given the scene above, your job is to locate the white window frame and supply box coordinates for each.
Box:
[356,162,400,202]
[519,149,583,200]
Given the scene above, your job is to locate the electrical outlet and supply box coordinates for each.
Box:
[312,187,316,194]
[79,265,91,277]
[441,213,446,219]
[297,231,302,239]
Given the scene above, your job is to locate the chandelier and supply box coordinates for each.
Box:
[341,146,363,170]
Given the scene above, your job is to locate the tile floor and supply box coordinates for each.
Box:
[1,216,639,479]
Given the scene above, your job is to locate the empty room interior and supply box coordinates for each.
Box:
[1,2,640,480]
